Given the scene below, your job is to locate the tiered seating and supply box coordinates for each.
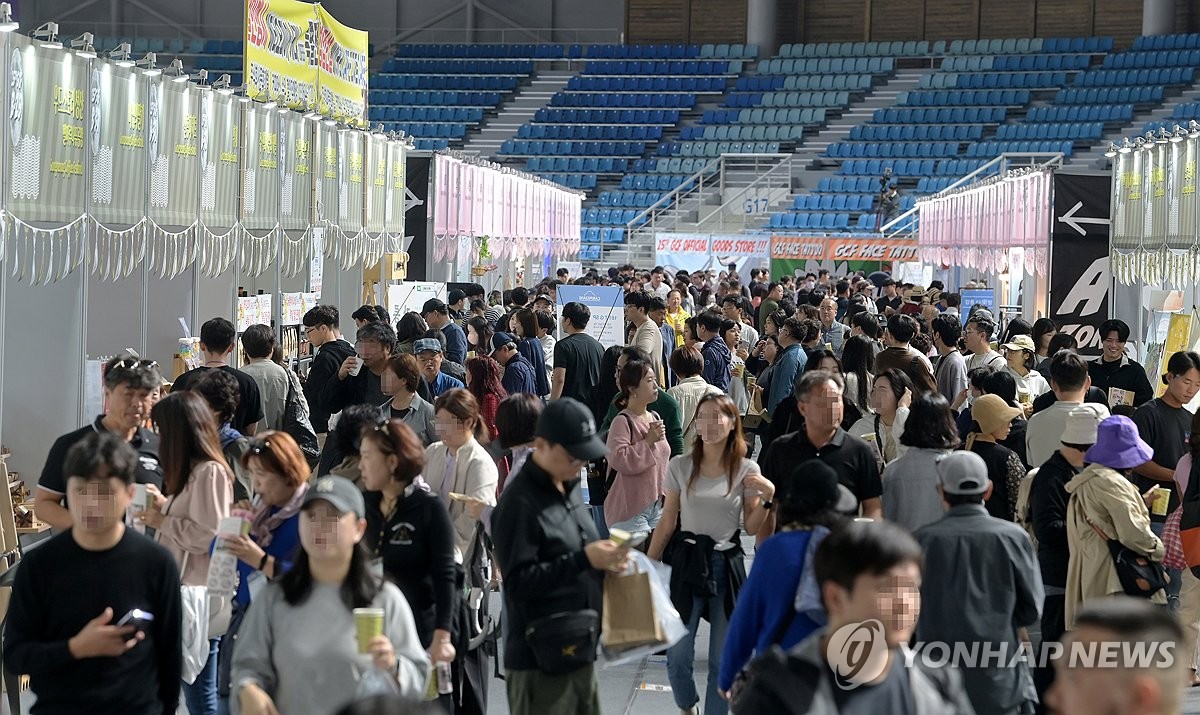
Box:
[372,48,539,149]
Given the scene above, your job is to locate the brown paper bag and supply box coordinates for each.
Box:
[601,568,664,652]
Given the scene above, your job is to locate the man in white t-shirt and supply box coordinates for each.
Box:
[646,267,672,301]
[964,314,1005,371]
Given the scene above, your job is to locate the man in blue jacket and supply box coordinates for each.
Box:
[493,333,539,397]
[422,298,467,366]
[767,316,808,415]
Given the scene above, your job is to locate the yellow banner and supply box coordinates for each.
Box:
[244,0,318,110]
[1155,310,1200,397]
[316,4,369,128]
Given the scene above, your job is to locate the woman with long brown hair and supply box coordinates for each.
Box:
[511,308,550,397]
[464,355,507,444]
[424,389,498,565]
[139,390,233,715]
[605,357,672,538]
[647,393,773,715]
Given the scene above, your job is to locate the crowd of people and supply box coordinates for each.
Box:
[4,261,1195,715]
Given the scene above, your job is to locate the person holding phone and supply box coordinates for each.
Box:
[5,432,183,713]
[605,357,672,539]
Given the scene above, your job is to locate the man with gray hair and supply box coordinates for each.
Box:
[759,370,882,523]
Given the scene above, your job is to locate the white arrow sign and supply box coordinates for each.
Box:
[1058,201,1111,236]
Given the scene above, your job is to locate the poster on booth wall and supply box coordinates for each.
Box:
[280,111,311,231]
[1049,174,1112,357]
[244,0,319,110]
[243,105,282,230]
[315,5,369,128]
[557,285,625,349]
[90,60,147,226]
[7,37,88,222]
[316,121,339,225]
[310,227,324,294]
[147,79,200,227]
[199,89,240,230]
[365,133,388,235]
[960,289,995,326]
[340,130,365,233]
[386,282,447,323]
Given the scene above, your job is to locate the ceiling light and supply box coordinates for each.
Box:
[0,3,19,32]
[70,32,95,58]
[32,21,60,49]
[108,42,134,67]
[137,52,160,76]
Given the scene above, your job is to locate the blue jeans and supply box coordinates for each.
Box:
[184,638,220,715]
[1151,521,1182,612]
[666,552,730,715]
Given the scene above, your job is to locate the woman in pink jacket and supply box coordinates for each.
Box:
[140,391,233,715]
[605,356,672,538]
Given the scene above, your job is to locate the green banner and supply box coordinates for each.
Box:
[199,90,240,230]
[772,257,891,279]
[8,37,88,222]
[147,80,199,227]
[90,61,147,226]
[242,105,281,230]
[280,111,311,230]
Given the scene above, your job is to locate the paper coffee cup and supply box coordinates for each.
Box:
[733,362,745,378]
[353,607,385,654]
[1151,487,1171,517]
[133,484,151,510]
[745,374,757,389]
[348,356,363,376]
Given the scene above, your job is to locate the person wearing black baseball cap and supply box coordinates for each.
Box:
[492,398,629,715]
[421,298,467,366]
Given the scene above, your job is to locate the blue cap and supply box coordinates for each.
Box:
[413,338,443,354]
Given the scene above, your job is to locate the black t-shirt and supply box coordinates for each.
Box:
[831,655,915,715]
[4,529,182,714]
[171,365,264,433]
[761,428,883,510]
[1132,397,1191,521]
[38,417,164,501]
[554,332,605,420]
[876,295,903,314]
[970,440,1021,521]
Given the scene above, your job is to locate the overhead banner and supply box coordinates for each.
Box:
[199,90,240,230]
[365,133,387,235]
[316,4,369,128]
[339,129,364,232]
[280,111,311,230]
[770,235,913,278]
[244,0,319,110]
[654,232,711,273]
[148,80,200,227]
[1050,173,1111,356]
[316,120,339,225]
[8,38,89,222]
[385,140,406,236]
[654,233,770,284]
[243,105,281,230]
[90,60,147,226]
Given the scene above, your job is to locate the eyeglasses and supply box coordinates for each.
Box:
[303,326,319,335]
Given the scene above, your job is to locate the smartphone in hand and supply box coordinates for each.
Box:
[117,609,154,632]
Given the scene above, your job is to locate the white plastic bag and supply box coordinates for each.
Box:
[179,584,209,684]
[600,550,687,667]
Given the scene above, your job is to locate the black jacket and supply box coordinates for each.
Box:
[1088,356,1154,407]
[304,338,355,433]
[365,489,459,648]
[1030,451,1078,589]
[491,456,602,671]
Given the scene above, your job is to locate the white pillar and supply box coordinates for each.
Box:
[746,0,777,57]
[1143,0,1176,37]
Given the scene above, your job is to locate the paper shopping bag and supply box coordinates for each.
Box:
[601,568,664,652]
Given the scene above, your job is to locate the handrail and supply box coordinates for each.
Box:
[879,152,1067,238]
[623,157,721,229]
[697,154,793,226]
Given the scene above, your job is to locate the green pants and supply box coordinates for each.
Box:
[506,665,601,715]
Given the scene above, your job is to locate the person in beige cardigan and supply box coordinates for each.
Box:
[424,388,498,565]
[1065,415,1165,627]
[138,391,233,715]
[666,346,723,454]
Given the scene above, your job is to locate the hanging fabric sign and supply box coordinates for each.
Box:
[339,129,364,233]
[385,140,405,236]
[1147,142,1168,245]
[364,133,387,235]
[280,111,311,230]
[199,90,240,230]
[243,105,281,230]
[316,120,339,225]
[315,4,369,128]
[8,37,88,222]
[90,60,146,226]
[244,0,319,110]
[147,79,200,227]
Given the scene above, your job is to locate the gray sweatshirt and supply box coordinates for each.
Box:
[231,580,431,714]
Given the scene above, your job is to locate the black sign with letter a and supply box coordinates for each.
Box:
[1050,174,1112,357]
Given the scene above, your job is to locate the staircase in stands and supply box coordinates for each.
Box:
[462,70,575,157]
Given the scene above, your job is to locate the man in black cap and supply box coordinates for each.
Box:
[421,298,467,366]
[447,289,468,324]
[492,332,538,397]
[493,398,630,715]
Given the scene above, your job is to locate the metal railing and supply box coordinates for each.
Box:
[591,153,794,266]
[879,152,1067,239]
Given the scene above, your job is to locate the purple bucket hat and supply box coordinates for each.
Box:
[1084,415,1154,470]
